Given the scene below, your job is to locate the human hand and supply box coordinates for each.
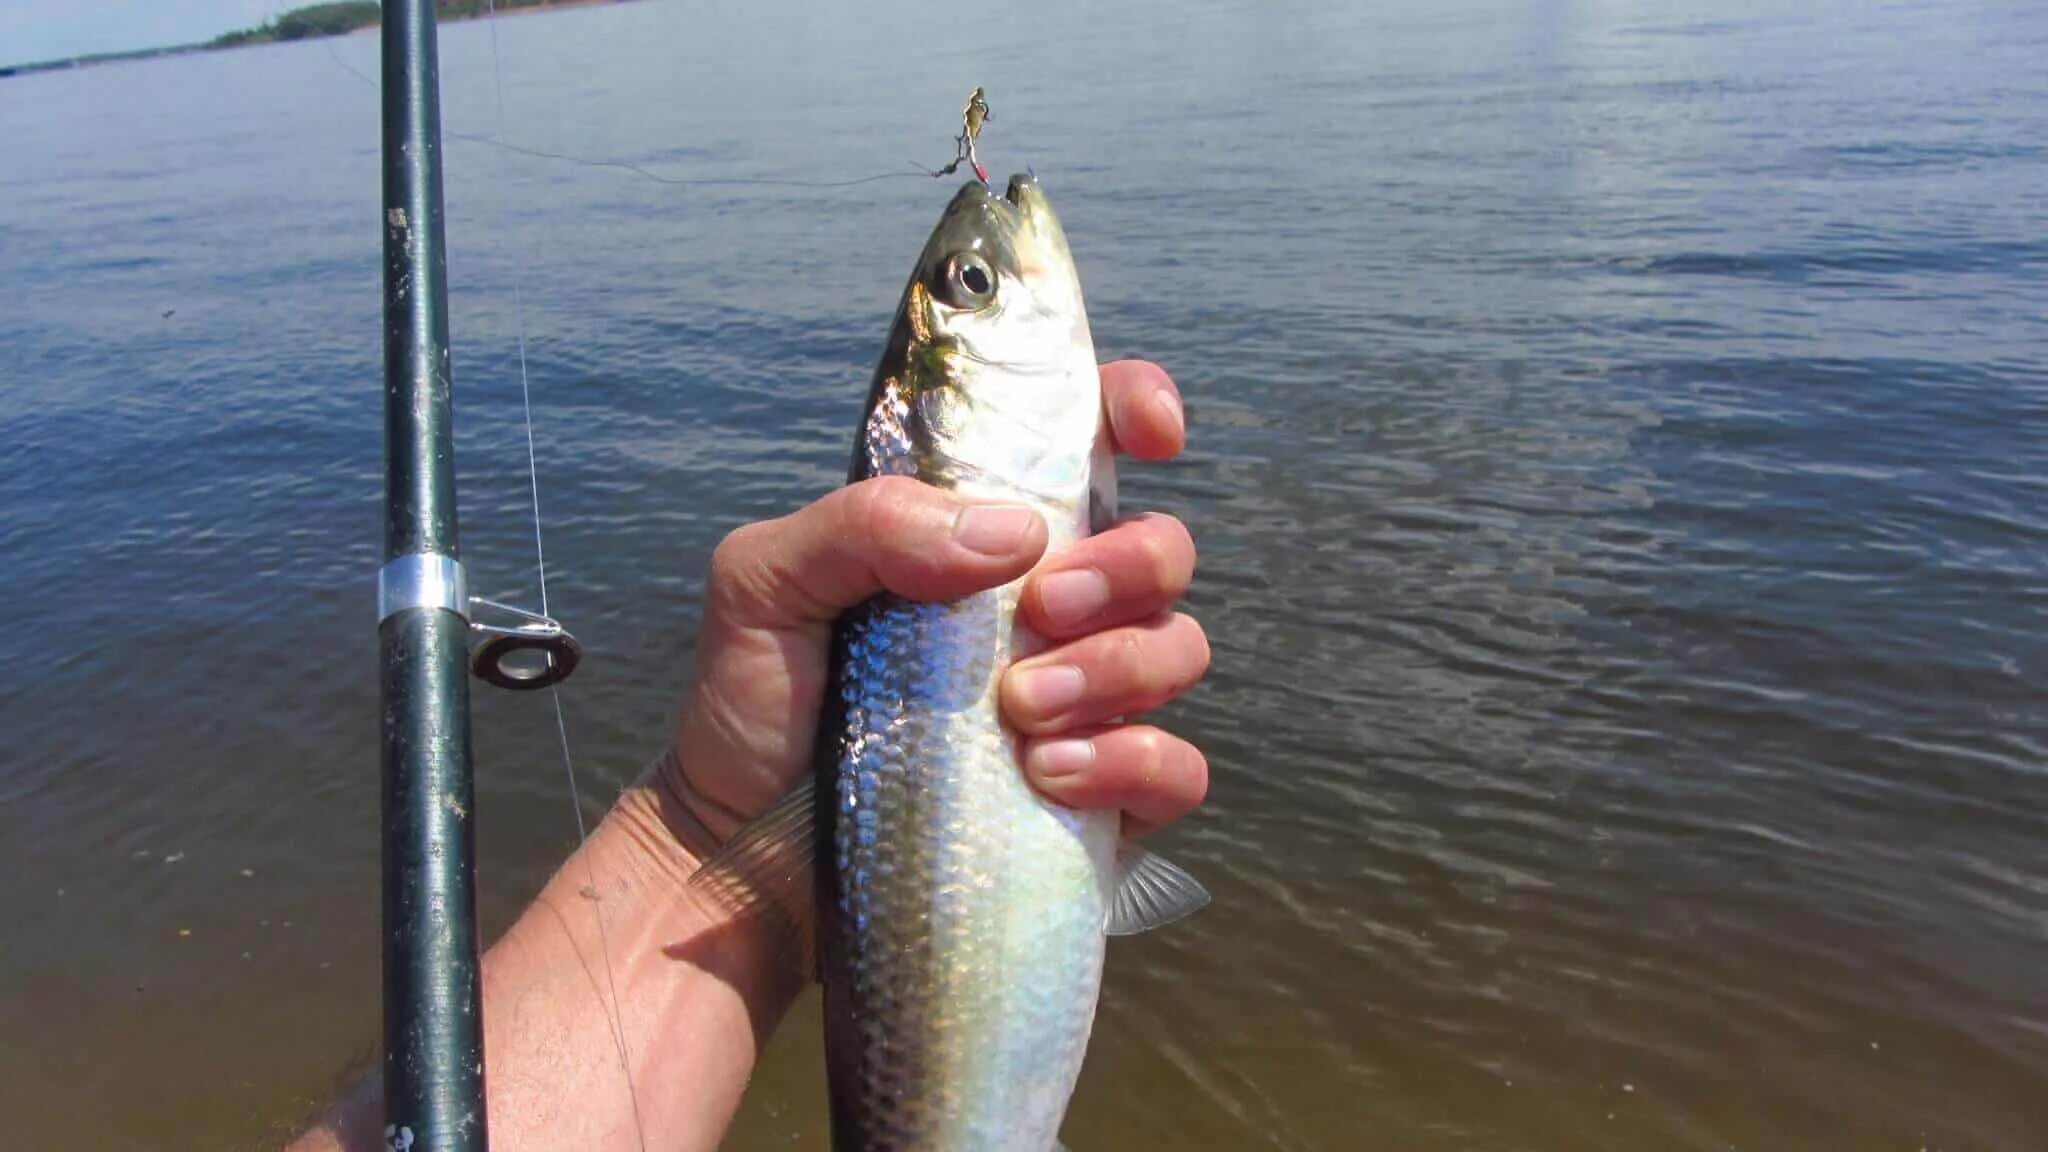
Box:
[653,360,1210,858]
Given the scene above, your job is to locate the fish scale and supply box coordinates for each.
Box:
[826,568,1111,1149]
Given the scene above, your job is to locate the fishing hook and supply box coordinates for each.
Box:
[931,87,993,182]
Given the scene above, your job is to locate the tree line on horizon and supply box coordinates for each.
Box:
[211,1,576,48]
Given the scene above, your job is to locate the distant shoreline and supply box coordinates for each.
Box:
[0,0,636,78]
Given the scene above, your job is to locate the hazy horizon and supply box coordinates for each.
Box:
[0,0,310,67]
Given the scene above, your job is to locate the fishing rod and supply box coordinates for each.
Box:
[376,3,578,1149]
[371,1,993,1139]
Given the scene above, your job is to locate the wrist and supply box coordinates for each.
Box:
[599,754,719,890]
[467,755,806,1152]
[582,750,811,990]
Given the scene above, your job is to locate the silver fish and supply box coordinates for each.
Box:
[817,175,1209,1151]
[700,176,1207,1151]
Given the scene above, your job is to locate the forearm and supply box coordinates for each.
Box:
[289,780,804,1152]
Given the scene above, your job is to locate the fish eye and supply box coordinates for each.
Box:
[938,252,996,309]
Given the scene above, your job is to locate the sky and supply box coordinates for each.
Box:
[1,1,302,65]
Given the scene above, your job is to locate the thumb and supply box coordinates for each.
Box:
[706,475,1048,630]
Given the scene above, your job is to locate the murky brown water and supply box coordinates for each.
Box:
[4,0,2045,1148]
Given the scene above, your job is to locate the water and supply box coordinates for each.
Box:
[3,0,2045,1147]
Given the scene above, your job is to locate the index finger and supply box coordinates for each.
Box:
[1102,360,1185,461]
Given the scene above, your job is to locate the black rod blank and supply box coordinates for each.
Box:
[378,1,489,1149]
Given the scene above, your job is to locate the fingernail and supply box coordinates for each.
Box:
[953,505,1041,556]
[1037,568,1111,626]
[1030,738,1095,780]
[1152,388,1184,434]
[1014,664,1086,715]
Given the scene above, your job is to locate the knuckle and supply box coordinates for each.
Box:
[1104,628,1151,685]
[1152,512,1197,566]
[861,475,926,531]
[837,478,888,538]
[1174,740,1211,802]
[706,524,776,615]
[1168,517,1198,575]
[1126,515,1195,598]
[1129,727,1169,781]
[1133,535,1176,593]
[851,476,937,564]
[1177,614,1213,677]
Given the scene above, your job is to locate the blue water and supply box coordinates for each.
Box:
[2,1,2044,1148]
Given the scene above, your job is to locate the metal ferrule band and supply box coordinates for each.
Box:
[378,553,470,625]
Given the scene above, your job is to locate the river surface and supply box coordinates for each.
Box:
[3,0,2045,1148]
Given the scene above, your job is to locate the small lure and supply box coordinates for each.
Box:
[933,87,994,183]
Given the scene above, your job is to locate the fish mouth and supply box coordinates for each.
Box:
[943,174,1043,219]
[1003,173,1040,207]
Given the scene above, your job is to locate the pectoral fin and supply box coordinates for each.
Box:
[683,779,818,976]
[1105,842,1210,936]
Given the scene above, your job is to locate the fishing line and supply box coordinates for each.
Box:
[445,131,944,188]
[327,41,957,190]
[481,6,649,1150]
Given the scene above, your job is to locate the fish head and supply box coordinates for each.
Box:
[863,176,1102,516]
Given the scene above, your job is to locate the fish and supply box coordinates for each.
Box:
[695,176,1208,1150]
